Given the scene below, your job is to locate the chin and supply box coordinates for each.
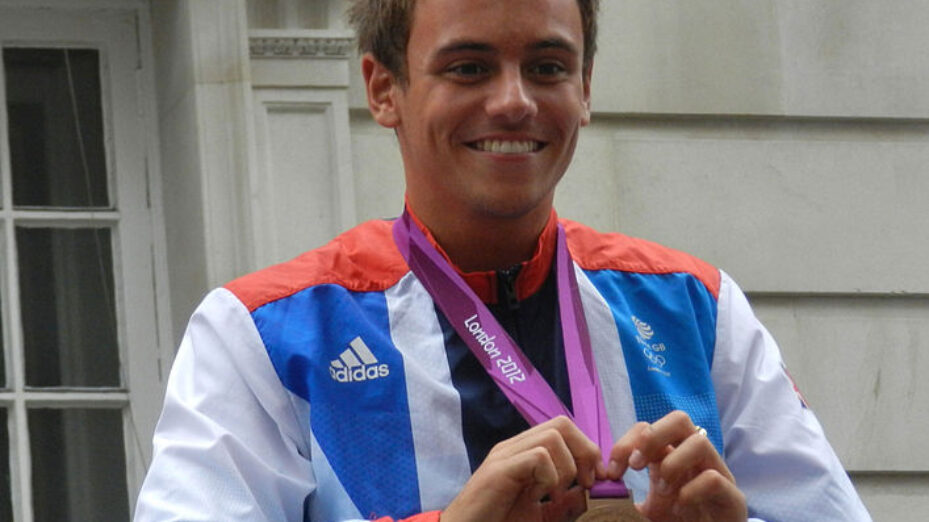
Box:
[473,196,549,221]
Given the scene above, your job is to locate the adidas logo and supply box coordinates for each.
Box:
[329,336,390,383]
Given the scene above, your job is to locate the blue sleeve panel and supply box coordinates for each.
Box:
[585,270,724,454]
[251,284,421,519]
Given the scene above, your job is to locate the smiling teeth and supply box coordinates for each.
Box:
[474,140,540,153]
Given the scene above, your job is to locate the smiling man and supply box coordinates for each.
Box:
[135,1,871,521]
[369,0,591,274]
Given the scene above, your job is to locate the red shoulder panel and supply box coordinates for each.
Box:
[225,219,409,311]
[562,219,720,299]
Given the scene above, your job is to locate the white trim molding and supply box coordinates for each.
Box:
[249,30,356,88]
[249,30,355,60]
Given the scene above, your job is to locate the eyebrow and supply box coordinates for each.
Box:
[434,37,579,58]
[531,38,579,55]
[434,40,495,57]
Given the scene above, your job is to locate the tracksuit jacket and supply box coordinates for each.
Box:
[135,211,871,521]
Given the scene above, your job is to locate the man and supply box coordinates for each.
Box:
[135,0,871,521]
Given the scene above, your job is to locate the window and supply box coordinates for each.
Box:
[1,6,166,521]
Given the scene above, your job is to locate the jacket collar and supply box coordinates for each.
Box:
[405,205,557,304]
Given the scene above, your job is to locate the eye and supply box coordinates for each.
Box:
[446,61,489,80]
[529,61,568,79]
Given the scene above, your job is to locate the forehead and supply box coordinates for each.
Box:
[408,0,584,55]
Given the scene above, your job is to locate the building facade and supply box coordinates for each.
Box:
[0,0,925,519]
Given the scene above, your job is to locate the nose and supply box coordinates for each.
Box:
[485,66,537,123]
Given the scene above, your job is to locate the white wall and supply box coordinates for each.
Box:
[346,2,929,520]
[152,0,358,343]
[152,0,258,341]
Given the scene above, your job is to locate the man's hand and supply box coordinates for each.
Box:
[607,410,747,522]
[441,416,604,522]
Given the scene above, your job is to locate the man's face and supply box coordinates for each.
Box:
[374,0,591,223]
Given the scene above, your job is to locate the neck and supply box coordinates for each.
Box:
[408,202,553,273]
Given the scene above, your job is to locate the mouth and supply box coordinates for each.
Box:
[467,139,545,154]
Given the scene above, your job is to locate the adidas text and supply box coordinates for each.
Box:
[330,364,390,383]
[329,336,390,383]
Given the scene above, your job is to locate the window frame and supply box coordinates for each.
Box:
[0,2,171,519]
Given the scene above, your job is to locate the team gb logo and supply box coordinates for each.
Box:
[632,315,670,377]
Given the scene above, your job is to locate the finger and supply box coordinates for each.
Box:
[630,410,698,466]
[514,442,562,500]
[499,446,562,501]
[441,446,560,522]
[495,416,603,489]
[606,422,650,480]
[487,431,573,491]
[676,468,747,521]
[545,416,603,488]
[654,428,732,491]
[637,460,678,521]
[497,416,584,450]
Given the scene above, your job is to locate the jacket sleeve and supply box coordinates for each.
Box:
[711,271,872,521]
[134,289,451,521]
[134,288,318,520]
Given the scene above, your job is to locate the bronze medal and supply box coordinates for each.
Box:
[577,495,647,522]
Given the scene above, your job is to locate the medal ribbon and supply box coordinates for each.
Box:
[392,210,627,498]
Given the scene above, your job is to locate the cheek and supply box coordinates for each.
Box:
[543,93,589,132]
[414,103,457,139]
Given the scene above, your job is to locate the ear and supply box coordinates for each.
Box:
[580,61,593,126]
[362,53,401,128]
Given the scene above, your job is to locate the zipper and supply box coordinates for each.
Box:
[497,265,521,312]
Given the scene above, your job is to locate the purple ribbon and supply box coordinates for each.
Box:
[393,210,627,498]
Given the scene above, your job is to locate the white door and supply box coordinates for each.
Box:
[0,3,165,520]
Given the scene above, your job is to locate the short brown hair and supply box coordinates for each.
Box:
[348,0,599,83]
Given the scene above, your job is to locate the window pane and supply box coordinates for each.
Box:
[4,48,109,208]
[29,408,128,521]
[0,409,10,522]
[0,288,5,388]
[0,228,6,387]
[17,227,119,387]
